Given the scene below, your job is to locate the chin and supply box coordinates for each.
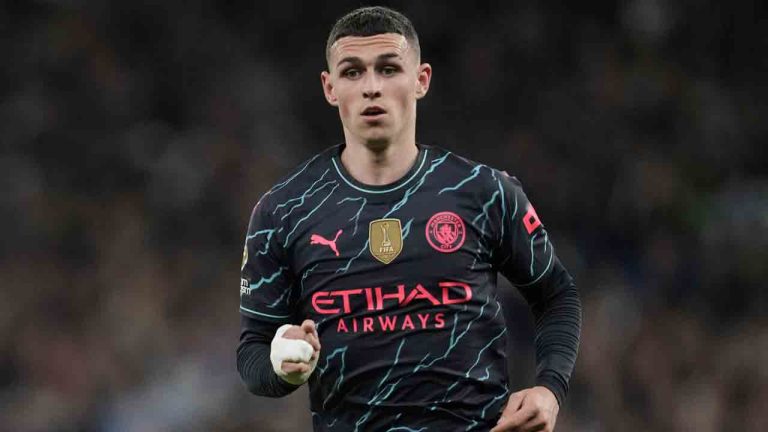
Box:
[363,138,391,151]
[357,128,391,145]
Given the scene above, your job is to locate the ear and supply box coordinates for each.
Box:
[415,63,432,100]
[321,71,338,106]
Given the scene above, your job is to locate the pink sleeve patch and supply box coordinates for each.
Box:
[523,203,542,234]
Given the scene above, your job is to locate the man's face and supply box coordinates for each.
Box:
[321,33,431,146]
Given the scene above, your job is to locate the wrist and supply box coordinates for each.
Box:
[535,374,565,407]
[534,385,559,406]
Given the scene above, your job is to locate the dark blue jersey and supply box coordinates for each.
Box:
[239,143,579,431]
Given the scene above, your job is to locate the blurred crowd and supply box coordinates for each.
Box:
[1,1,765,431]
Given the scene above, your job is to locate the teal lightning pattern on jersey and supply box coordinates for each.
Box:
[240,143,570,431]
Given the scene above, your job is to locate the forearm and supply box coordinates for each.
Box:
[237,315,301,397]
[526,260,582,405]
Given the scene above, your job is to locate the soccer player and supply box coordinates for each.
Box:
[237,6,581,431]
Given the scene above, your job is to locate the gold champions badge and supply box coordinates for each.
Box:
[369,218,403,264]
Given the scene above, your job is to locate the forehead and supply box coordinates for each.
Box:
[329,33,412,65]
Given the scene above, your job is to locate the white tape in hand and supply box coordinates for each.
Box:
[270,324,318,385]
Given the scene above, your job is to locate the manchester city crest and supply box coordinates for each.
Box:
[426,211,466,253]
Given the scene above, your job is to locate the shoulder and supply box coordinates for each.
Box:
[254,145,340,210]
[425,144,520,192]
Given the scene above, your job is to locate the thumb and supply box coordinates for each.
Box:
[506,390,526,411]
[301,319,321,353]
[301,319,317,335]
[498,390,526,422]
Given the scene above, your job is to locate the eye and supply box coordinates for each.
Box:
[342,68,361,79]
[381,66,399,76]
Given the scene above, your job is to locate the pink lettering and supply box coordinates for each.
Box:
[435,313,445,328]
[376,285,405,310]
[417,313,430,328]
[440,281,472,305]
[337,318,348,333]
[401,315,415,330]
[364,288,375,311]
[363,317,374,332]
[313,282,474,317]
[378,315,397,331]
[312,291,340,314]
[332,289,362,313]
[402,284,441,306]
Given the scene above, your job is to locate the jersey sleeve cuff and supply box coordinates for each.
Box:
[275,373,303,391]
[239,305,292,323]
[535,372,567,406]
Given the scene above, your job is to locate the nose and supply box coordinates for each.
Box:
[362,71,382,99]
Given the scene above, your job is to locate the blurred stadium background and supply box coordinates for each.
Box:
[1,1,766,431]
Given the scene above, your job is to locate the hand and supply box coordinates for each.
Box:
[278,320,321,376]
[490,386,559,432]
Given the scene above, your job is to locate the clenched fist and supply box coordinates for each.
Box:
[270,319,321,385]
[490,386,560,432]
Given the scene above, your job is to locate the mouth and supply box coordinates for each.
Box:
[361,106,387,118]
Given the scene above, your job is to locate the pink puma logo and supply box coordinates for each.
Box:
[310,229,343,256]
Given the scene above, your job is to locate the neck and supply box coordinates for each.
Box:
[339,131,419,186]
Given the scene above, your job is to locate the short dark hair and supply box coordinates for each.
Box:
[325,6,420,63]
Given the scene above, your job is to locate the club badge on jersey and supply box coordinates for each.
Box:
[426,211,466,253]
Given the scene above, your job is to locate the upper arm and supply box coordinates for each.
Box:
[240,195,296,323]
[492,173,569,305]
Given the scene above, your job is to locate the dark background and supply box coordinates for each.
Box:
[1,1,766,430]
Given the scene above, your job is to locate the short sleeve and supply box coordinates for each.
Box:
[493,173,557,299]
[239,195,295,323]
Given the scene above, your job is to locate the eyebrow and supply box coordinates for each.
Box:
[336,52,401,67]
